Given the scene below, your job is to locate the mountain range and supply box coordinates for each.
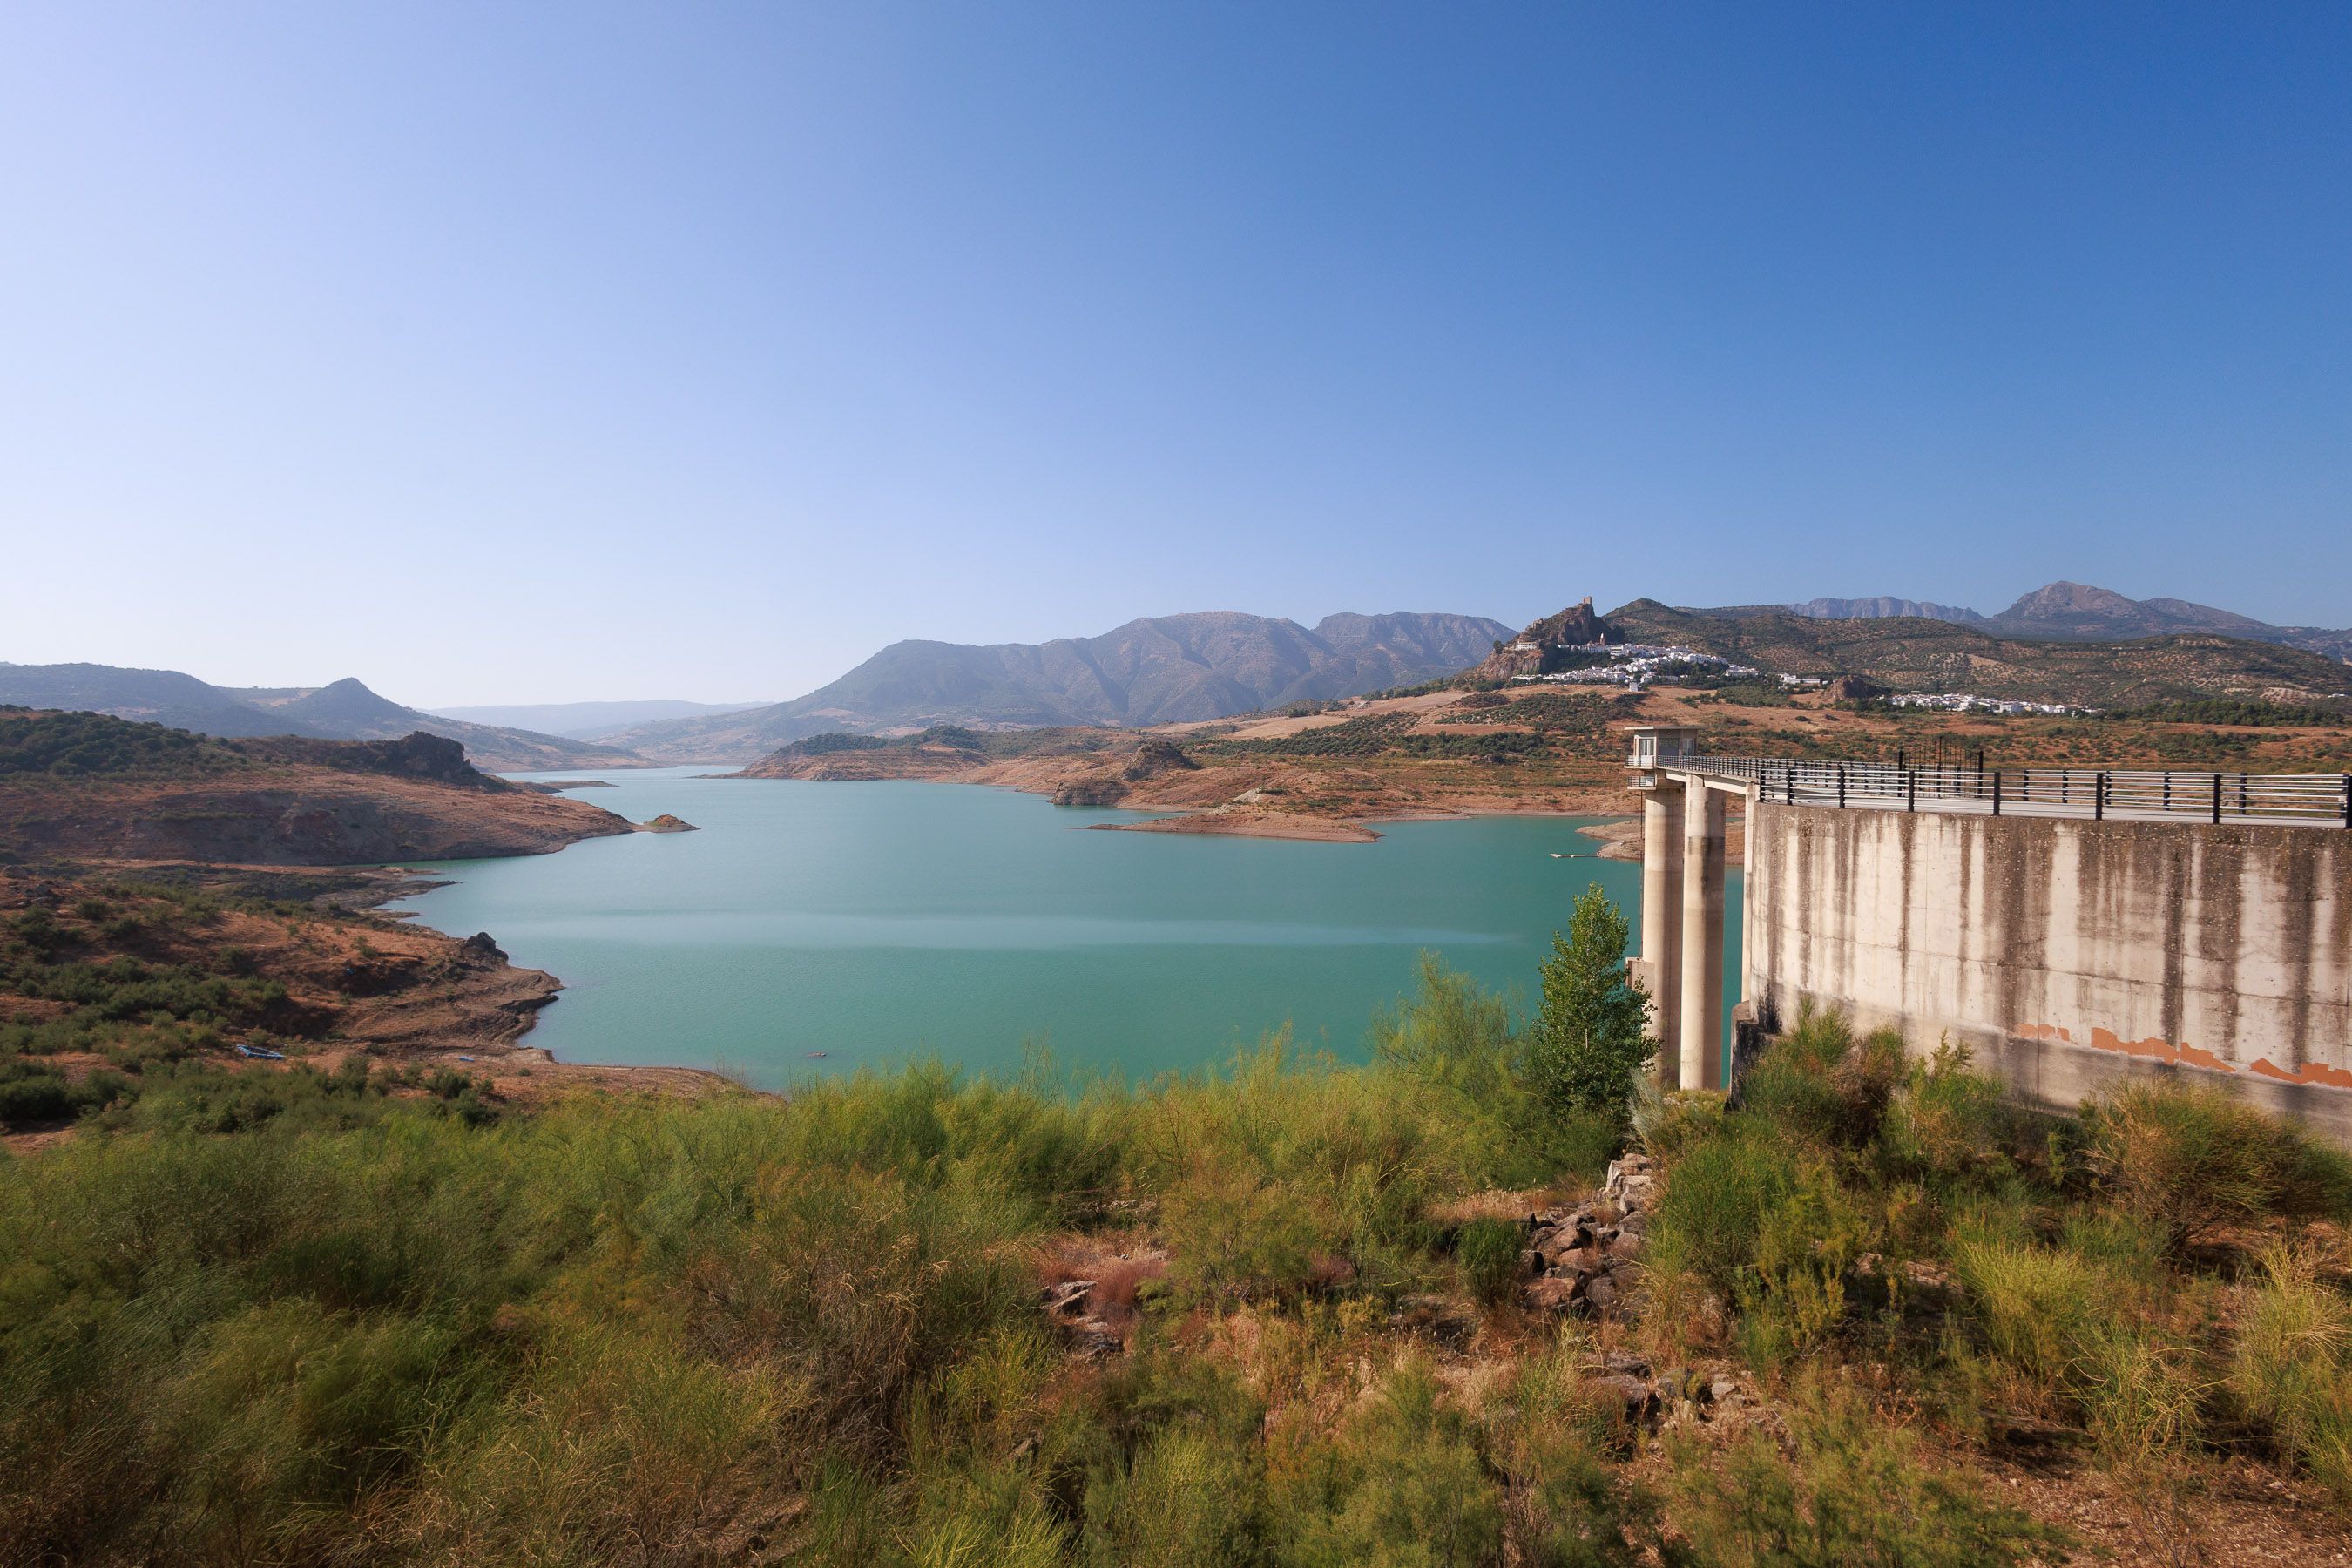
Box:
[602,611,1516,762]
[1605,597,2352,709]
[1782,582,2352,661]
[0,665,645,772]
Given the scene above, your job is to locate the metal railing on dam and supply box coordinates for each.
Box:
[1667,754,2352,828]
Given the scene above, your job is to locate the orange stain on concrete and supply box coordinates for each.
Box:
[2248,1058,2352,1092]
[2017,1022,2238,1075]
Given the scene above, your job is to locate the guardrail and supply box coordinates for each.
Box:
[1655,754,2352,828]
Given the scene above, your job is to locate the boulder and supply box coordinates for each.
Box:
[1554,1245,1604,1275]
[1525,1276,1584,1313]
[1595,1375,1656,1420]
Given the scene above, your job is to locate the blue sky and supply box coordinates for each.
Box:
[4,3,2347,706]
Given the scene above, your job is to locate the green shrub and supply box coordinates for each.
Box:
[1457,1217,1526,1307]
[1370,956,1622,1184]
[2082,1083,2352,1253]
[2230,1242,2352,1491]
[1082,1426,1265,1567]
[1475,1334,1646,1565]
[0,1070,76,1127]
[1737,1005,1903,1150]
[1880,1040,2028,1187]
[1665,1382,2068,1566]
[1644,1124,1798,1299]
[1740,1159,1878,1367]
[1272,1359,1505,1567]
[1951,1239,2105,1385]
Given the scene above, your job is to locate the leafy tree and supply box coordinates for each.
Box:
[1525,885,1651,1124]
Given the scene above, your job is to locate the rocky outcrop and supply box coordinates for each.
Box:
[1051,775,1128,808]
[1519,1153,1656,1318]
[1471,598,1625,681]
[1122,739,1199,780]
[246,731,493,787]
[1571,1348,1754,1429]
[636,814,699,833]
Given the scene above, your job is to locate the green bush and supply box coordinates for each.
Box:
[1371,955,1621,1184]
[2230,1242,2352,1495]
[1666,1382,2069,1566]
[1456,1217,1526,1307]
[1950,1238,2106,1385]
[1643,1124,1798,1300]
[1879,1039,2028,1186]
[1736,1004,1903,1149]
[1273,1360,1505,1567]
[2082,1082,2352,1253]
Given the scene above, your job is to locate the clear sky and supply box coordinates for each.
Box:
[5,3,2348,706]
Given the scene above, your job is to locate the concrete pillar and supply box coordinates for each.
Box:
[1680,781,1727,1091]
[1640,783,1685,1085]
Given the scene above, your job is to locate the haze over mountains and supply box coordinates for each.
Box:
[604,612,1515,763]
[0,665,645,772]
[430,699,770,741]
[1782,581,2352,661]
[12,582,2345,773]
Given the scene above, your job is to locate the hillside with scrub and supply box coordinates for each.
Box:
[6,882,2352,1565]
[0,709,636,864]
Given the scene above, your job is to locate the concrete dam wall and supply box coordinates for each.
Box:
[1742,803,2352,1139]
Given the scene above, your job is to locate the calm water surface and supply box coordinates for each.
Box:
[402,768,1741,1089]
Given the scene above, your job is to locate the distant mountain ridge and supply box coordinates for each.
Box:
[1605,598,2352,709]
[429,699,771,740]
[605,610,1515,762]
[0,664,646,772]
[1791,596,1987,625]
[1784,581,2352,660]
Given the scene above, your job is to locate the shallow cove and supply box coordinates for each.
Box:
[402,767,1742,1090]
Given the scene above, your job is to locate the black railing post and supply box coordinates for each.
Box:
[2342,775,2349,829]
[2095,771,2106,821]
[1906,768,1916,812]
[2061,769,2071,805]
[1992,770,2003,817]
[2163,773,2172,812]
[2212,774,2223,824]
[1837,766,1846,808]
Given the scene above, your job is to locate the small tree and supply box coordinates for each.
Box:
[1526,885,1652,1123]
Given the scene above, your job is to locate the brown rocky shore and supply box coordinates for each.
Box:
[0,718,734,1130]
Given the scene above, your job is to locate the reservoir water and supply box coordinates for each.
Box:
[403,767,1741,1089]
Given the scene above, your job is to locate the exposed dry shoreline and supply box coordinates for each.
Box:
[1575,815,1748,867]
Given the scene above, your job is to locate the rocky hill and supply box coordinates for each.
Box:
[605,610,1513,763]
[1606,599,2352,708]
[0,665,647,772]
[1468,598,1625,679]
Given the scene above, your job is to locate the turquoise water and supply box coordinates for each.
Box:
[402,768,1741,1089]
